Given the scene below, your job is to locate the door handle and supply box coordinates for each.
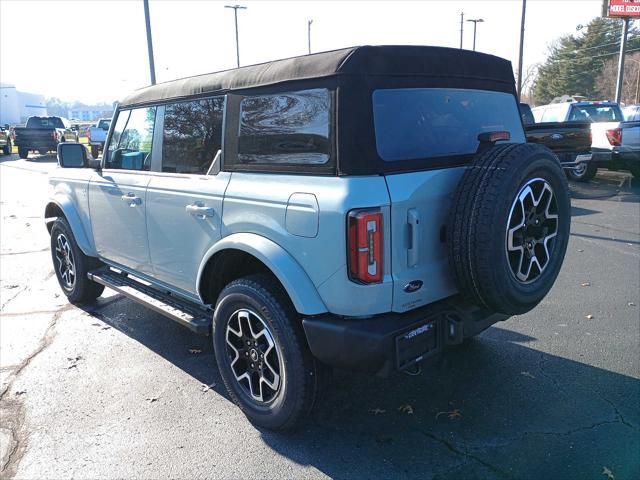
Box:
[186,204,214,218]
[121,193,141,206]
[407,209,419,268]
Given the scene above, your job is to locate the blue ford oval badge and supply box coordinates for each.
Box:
[404,280,423,293]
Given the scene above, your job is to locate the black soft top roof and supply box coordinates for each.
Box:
[119,45,516,107]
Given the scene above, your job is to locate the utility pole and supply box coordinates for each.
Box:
[225,4,247,68]
[614,17,630,104]
[308,19,313,55]
[466,18,484,51]
[516,0,527,101]
[459,11,464,49]
[143,0,156,85]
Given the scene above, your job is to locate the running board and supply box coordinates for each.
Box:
[87,267,212,334]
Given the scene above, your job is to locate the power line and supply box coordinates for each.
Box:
[549,46,640,65]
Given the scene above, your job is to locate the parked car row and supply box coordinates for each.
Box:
[520,100,640,181]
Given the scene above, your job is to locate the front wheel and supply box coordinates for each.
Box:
[2,140,11,155]
[50,218,104,304]
[91,145,99,158]
[566,161,597,182]
[212,274,324,430]
[18,147,28,159]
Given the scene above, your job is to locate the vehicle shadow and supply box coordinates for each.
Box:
[83,296,639,480]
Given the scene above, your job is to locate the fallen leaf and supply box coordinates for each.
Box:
[15,390,26,396]
[436,409,462,420]
[189,348,202,354]
[4,284,19,289]
[146,397,159,403]
[628,302,636,307]
[398,404,414,415]
[369,408,386,415]
[586,314,594,320]
[581,282,591,287]
[91,323,101,327]
[201,383,216,392]
[66,356,82,369]
[101,326,111,330]
[25,222,30,227]
[602,466,615,479]
[520,371,536,379]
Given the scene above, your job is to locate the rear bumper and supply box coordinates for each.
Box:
[557,152,593,169]
[302,297,508,376]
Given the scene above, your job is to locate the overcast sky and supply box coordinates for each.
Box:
[0,0,610,104]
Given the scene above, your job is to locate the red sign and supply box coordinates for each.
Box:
[608,0,640,17]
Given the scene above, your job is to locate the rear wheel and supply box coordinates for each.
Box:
[91,145,99,158]
[18,147,28,159]
[212,274,324,430]
[50,218,104,304]
[566,161,597,182]
[448,143,570,316]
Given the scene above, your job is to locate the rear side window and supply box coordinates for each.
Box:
[372,88,525,161]
[105,107,156,171]
[540,105,567,122]
[236,88,330,166]
[162,97,224,175]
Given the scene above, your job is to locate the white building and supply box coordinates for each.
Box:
[67,104,114,122]
[0,83,47,125]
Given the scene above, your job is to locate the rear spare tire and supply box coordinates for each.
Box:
[448,143,570,315]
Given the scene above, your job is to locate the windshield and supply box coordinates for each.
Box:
[567,104,623,123]
[373,88,525,161]
[26,117,64,129]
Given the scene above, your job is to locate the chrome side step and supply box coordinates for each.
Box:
[87,267,212,334]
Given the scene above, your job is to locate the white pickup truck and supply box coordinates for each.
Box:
[591,120,640,178]
[87,118,111,158]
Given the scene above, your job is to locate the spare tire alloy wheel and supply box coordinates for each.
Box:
[225,308,282,404]
[506,178,558,284]
[54,232,76,291]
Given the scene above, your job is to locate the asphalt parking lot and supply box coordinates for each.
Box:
[0,153,638,480]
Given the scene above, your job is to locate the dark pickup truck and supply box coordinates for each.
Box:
[520,103,595,181]
[14,116,77,159]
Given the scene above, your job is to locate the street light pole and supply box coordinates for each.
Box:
[466,18,484,51]
[308,19,313,55]
[614,17,630,104]
[225,4,247,68]
[143,0,156,85]
[516,0,527,101]
[459,11,464,49]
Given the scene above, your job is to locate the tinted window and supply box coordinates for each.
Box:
[105,107,156,170]
[237,89,330,165]
[97,119,111,130]
[568,104,623,123]
[372,88,526,161]
[26,117,64,128]
[162,97,224,174]
[519,103,535,125]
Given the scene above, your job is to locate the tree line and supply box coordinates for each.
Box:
[527,17,640,106]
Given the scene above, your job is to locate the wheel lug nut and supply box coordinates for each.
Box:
[245,352,249,356]
[250,363,254,368]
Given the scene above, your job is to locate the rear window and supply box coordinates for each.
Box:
[567,104,624,123]
[372,88,525,161]
[235,88,330,166]
[26,117,64,129]
[97,119,111,130]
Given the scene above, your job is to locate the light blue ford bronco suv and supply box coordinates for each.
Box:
[47,46,570,429]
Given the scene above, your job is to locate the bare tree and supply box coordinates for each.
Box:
[595,52,640,104]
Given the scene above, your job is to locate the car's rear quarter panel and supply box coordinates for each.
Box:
[222,172,393,316]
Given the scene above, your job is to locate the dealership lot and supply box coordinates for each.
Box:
[0,154,638,479]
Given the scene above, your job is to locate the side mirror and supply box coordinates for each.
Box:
[57,143,101,169]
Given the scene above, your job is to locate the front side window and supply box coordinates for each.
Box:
[372,88,526,161]
[236,88,330,166]
[105,107,156,170]
[162,97,224,174]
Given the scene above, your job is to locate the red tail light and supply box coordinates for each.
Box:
[348,209,383,284]
[606,128,622,146]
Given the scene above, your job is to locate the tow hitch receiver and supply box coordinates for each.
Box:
[395,320,438,370]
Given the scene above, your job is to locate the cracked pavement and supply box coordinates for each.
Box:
[0,153,638,479]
